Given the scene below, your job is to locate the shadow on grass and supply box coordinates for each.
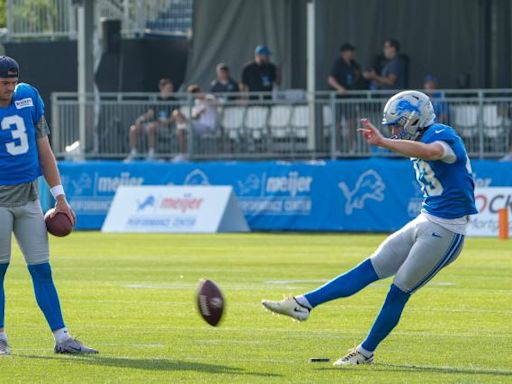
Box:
[314,363,512,377]
[19,354,281,378]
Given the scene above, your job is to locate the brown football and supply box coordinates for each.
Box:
[196,279,225,326]
[44,208,73,237]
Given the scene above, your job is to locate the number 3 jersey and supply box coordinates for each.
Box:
[0,83,45,185]
[412,123,478,219]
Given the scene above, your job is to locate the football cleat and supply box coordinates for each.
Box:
[333,348,374,366]
[0,339,10,355]
[54,338,98,354]
[261,297,310,321]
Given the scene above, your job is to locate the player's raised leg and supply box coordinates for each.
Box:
[334,221,465,366]
[13,201,98,354]
[262,218,416,321]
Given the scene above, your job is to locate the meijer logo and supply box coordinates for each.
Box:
[266,172,313,197]
[160,195,204,213]
[98,172,144,192]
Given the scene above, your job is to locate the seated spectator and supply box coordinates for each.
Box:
[126,78,178,161]
[210,63,240,102]
[172,84,220,161]
[240,45,280,100]
[424,75,449,124]
[363,39,406,90]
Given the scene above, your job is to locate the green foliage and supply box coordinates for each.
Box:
[0,0,6,28]
[2,233,511,383]
[10,0,60,34]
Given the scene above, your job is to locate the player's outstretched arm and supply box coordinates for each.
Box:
[358,118,445,160]
[37,136,76,225]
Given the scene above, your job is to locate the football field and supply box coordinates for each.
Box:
[1,233,511,383]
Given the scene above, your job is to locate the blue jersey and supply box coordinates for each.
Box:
[412,123,478,219]
[0,83,44,185]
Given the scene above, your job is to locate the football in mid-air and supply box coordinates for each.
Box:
[196,279,225,326]
[44,208,73,237]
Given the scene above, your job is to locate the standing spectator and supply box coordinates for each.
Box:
[172,85,220,161]
[210,63,240,102]
[125,78,178,161]
[423,75,449,124]
[240,45,280,99]
[364,40,406,90]
[327,43,363,153]
[327,43,362,95]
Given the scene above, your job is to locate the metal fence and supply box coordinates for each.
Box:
[4,0,193,40]
[50,90,512,161]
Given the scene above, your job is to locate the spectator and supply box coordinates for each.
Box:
[240,45,280,99]
[126,78,178,161]
[363,39,406,90]
[172,85,220,161]
[423,75,449,124]
[327,43,362,95]
[327,43,362,153]
[210,63,240,102]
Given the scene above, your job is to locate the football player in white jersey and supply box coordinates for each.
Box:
[262,90,477,365]
[0,56,97,355]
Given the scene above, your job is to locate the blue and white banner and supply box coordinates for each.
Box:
[102,186,249,233]
[50,159,512,232]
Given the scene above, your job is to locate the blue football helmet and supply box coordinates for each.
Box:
[382,90,436,140]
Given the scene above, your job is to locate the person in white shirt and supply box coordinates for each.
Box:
[172,84,219,160]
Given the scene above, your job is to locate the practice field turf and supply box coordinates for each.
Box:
[1,233,511,383]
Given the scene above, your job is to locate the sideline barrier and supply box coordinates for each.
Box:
[44,159,512,233]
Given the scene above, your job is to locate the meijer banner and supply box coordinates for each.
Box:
[468,187,512,237]
[102,186,249,233]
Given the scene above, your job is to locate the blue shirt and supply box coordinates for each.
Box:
[412,124,478,219]
[0,83,44,185]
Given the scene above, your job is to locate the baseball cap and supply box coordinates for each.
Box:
[216,63,229,71]
[424,74,438,84]
[340,43,356,52]
[0,56,19,78]
[255,45,272,56]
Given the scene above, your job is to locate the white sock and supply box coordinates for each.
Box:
[294,295,313,309]
[357,344,374,358]
[148,147,155,156]
[0,332,7,341]
[53,327,71,343]
[130,148,137,156]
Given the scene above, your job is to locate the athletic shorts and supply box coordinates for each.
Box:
[0,200,49,265]
[370,214,465,293]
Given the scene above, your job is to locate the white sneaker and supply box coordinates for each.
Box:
[261,297,310,321]
[0,339,10,355]
[333,348,374,366]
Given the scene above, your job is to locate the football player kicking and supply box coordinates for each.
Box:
[0,56,97,355]
[262,90,477,366]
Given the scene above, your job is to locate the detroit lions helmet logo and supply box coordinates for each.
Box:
[338,170,385,215]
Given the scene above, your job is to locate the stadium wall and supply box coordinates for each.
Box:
[40,160,512,232]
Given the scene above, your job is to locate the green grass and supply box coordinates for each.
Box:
[1,233,511,383]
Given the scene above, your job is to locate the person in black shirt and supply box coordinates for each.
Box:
[328,43,362,95]
[210,63,240,102]
[241,45,280,99]
[328,43,363,153]
[126,78,178,161]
